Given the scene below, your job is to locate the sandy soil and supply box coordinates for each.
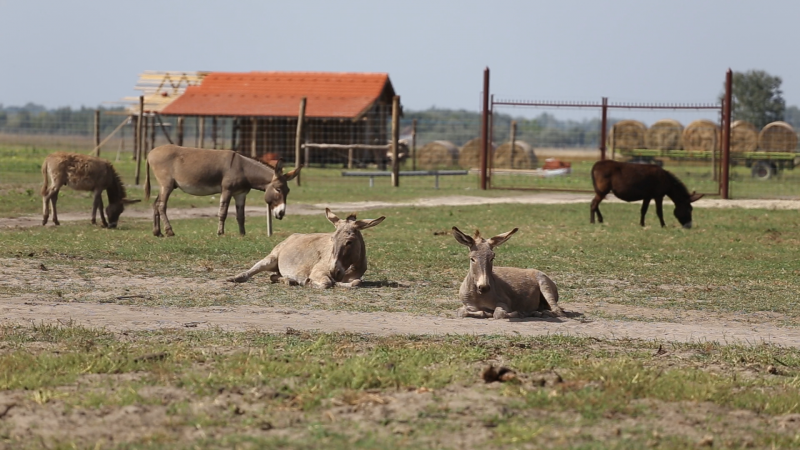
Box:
[2,193,799,347]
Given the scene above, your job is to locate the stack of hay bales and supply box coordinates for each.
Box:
[683,120,720,151]
[608,120,647,150]
[458,137,496,169]
[730,120,759,153]
[758,121,798,152]
[493,141,537,169]
[417,140,459,169]
[645,119,683,150]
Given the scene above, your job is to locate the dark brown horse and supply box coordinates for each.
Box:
[590,160,704,229]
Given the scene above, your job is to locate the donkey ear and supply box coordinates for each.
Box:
[355,216,385,230]
[283,166,302,181]
[689,191,704,203]
[325,208,340,226]
[452,227,475,247]
[487,228,519,248]
[122,198,141,205]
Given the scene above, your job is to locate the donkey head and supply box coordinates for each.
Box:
[263,160,301,220]
[673,191,704,229]
[106,198,141,228]
[325,209,385,282]
[453,226,518,294]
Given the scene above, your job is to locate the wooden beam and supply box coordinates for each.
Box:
[391,96,400,187]
[212,117,218,149]
[199,116,205,148]
[250,117,258,158]
[134,96,144,184]
[294,97,306,186]
[155,113,174,145]
[302,143,391,150]
[93,110,101,157]
[176,116,184,146]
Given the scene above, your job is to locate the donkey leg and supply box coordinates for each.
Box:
[639,198,651,227]
[227,254,279,283]
[457,305,491,318]
[42,190,53,226]
[233,193,247,236]
[217,191,233,236]
[654,197,666,227]
[152,193,163,237]
[590,194,604,224]
[95,190,108,228]
[50,189,61,226]
[157,187,175,237]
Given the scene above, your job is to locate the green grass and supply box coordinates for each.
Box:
[3,325,800,448]
[1,202,798,317]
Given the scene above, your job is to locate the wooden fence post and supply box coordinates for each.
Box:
[199,117,205,148]
[212,117,218,149]
[510,120,517,160]
[411,118,417,171]
[134,96,144,184]
[294,97,306,186]
[177,116,184,146]
[250,117,258,158]
[391,96,400,187]
[149,113,156,155]
[93,110,101,157]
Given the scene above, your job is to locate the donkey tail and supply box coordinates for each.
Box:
[144,156,151,201]
[40,159,50,196]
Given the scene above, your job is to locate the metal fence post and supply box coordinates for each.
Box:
[480,67,490,190]
[721,69,733,199]
[391,96,400,187]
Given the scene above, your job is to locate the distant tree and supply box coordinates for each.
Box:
[723,70,785,128]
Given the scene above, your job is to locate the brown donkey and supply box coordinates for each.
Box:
[590,160,704,229]
[41,152,140,228]
[452,227,564,319]
[145,145,301,237]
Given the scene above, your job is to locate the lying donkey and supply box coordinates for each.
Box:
[41,152,140,228]
[228,209,385,288]
[452,226,565,319]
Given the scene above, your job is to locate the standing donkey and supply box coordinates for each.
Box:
[590,160,704,228]
[452,226,564,319]
[228,209,385,288]
[41,152,140,228]
[145,145,301,237]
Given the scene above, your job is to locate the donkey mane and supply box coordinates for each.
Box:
[106,165,127,201]
[664,169,690,200]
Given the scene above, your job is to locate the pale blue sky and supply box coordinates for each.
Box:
[1,0,798,116]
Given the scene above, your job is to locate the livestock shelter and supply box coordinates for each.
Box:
[157,71,400,166]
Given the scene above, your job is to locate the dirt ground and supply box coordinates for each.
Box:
[2,193,799,347]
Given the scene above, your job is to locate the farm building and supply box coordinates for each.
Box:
[141,71,401,166]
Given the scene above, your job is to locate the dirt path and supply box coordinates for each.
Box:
[2,298,799,347]
[2,193,799,229]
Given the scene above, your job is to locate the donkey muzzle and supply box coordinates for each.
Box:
[272,203,286,220]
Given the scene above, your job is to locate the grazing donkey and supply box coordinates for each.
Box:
[145,145,301,237]
[590,160,704,229]
[452,227,564,319]
[41,152,140,228]
[228,209,385,288]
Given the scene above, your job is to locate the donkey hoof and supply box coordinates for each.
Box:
[165,230,175,237]
[53,221,60,226]
[493,308,510,320]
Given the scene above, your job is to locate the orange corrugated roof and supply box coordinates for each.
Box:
[160,71,393,118]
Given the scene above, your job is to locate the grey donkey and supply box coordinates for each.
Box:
[452,226,565,319]
[227,209,386,288]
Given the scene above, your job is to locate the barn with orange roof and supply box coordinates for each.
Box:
[157,71,400,165]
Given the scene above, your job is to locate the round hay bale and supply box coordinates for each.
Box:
[493,140,537,169]
[458,137,496,169]
[645,119,683,150]
[417,140,459,169]
[682,120,720,152]
[730,120,758,153]
[608,120,646,151]
[758,121,798,152]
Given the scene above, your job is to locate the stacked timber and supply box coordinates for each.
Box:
[645,119,683,150]
[458,137,496,169]
[417,140,459,169]
[758,121,798,152]
[608,120,647,150]
[493,140,537,169]
[682,120,720,152]
[730,120,759,153]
